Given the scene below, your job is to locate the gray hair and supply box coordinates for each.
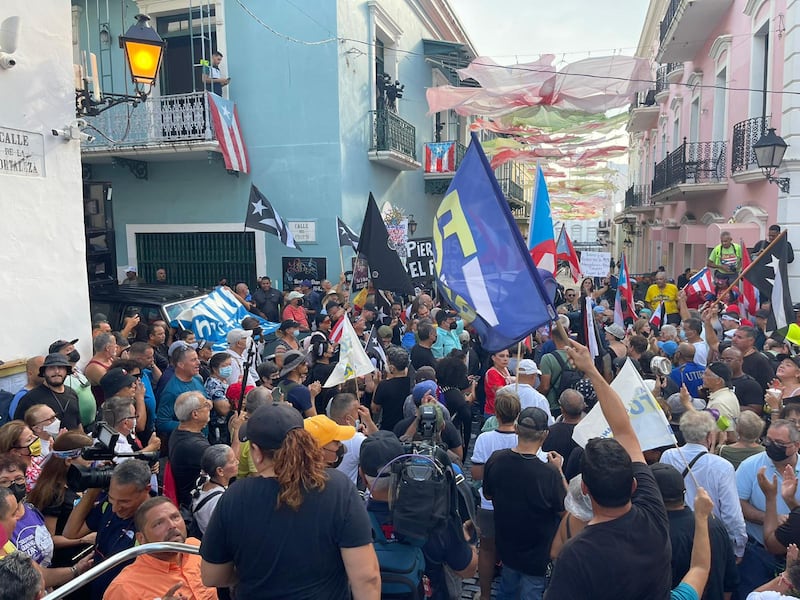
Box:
[736,411,764,443]
[102,396,134,427]
[387,346,409,371]
[559,389,585,417]
[174,391,206,422]
[244,387,270,414]
[93,332,116,354]
[770,419,800,444]
[329,393,358,422]
[111,459,151,490]
[201,444,233,478]
[679,410,716,444]
[0,487,14,521]
[660,325,677,341]
[0,552,42,600]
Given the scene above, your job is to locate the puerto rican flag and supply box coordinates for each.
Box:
[556,224,581,282]
[686,267,714,295]
[614,253,637,327]
[207,92,250,173]
[425,142,456,173]
[527,165,556,273]
[649,302,666,328]
[330,315,346,344]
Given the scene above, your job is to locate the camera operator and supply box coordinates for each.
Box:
[62,460,152,600]
[394,384,464,462]
[102,396,161,458]
[359,431,477,599]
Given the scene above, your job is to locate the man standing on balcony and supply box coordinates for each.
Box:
[202,51,230,96]
[707,231,742,282]
[752,224,794,263]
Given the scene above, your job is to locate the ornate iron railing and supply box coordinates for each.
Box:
[656,65,669,95]
[369,108,417,160]
[625,184,652,208]
[82,92,213,149]
[494,161,525,204]
[731,116,769,173]
[660,0,683,46]
[630,89,657,112]
[652,139,727,194]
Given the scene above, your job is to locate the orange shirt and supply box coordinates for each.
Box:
[102,538,216,600]
[282,303,309,329]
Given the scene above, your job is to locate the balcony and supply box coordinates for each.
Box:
[368,108,421,171]
[511,202,531,230]
[624,184,654,210]
[627,90,659,132]
[731,116,770,183]
[655,65,670,102]
[494,161,526,207]
[651,139,728,201]
[423,141,466,194]
[658,0,733,63]
[81,92,220,162]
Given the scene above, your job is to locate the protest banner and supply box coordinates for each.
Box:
[579,251,611,277]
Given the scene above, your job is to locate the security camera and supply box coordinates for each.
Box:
[80,132,95,143]
[0,53,16,69]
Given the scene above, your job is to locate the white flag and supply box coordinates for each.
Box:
[572,359,676,451]
[323,316,374,388]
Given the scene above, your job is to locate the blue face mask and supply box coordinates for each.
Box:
[293,330,300,338]
[219,366,233,378]
[678,330,687,341]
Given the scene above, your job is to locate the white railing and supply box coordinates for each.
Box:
[83,92,213,149]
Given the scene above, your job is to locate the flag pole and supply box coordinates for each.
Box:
[339,245,345,278]
[718,230,787,299]
[515,341,523,392]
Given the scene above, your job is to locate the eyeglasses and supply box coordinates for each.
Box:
[34,415,57,426]
[122,415,140,422]
[0,475,26,488]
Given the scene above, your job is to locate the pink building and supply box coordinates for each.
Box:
[622,0,785,276]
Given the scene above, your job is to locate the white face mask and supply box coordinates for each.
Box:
[43,418,61,437]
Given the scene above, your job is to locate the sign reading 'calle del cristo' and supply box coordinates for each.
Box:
[0,127,45,178]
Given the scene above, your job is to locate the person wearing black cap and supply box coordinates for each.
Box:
[482,407,566,599]
[359,430,477,599]
[13,354,81,431]
[650,464,737,600]
[200,403,379,598]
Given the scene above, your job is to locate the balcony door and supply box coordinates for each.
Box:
[156,9,218,96]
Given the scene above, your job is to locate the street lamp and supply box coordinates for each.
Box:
[623,237,633,248]
[76,14,166,117]
[407,214,417,236]
[753,128,790,193]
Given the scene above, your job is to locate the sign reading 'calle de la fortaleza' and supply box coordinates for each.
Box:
[0,127,45,178]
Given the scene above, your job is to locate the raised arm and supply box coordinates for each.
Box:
[565,339,644,463]
[680,487,713,596]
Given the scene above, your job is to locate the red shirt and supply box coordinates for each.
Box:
[483,367,510,415]
[282,303,308,329]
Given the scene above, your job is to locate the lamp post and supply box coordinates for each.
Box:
[753,128,790,193]
[407,214,417,236]
[76,14,166,117]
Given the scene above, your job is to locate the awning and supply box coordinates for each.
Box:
[706,223,761,248]
[423,39,477,87]
[679,224,707,245]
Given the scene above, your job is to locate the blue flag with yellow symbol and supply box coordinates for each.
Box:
[433,133,556,352]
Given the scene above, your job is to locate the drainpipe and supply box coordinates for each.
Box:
[367,3,376,113]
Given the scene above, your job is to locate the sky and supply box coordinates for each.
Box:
[452,1,650,63]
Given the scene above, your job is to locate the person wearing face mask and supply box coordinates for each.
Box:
[327,393,378,485]
[14,353,82,431]
[431,310,463,360]
[270,319,301,370]
[0,454,94,589]
[22,405,60,488]
[204,353,234,444]
[26,432,97,572]
[224,329,257,388]
[0,421,44,490]
[303,414,356,469]
[282,290,310,331]
[737,419,800,595]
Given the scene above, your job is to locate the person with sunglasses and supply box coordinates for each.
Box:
[101,396,161,458]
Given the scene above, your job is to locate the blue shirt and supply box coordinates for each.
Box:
[670,362,705,398]
[156,375,207,436]
[85,495,137,599]
[8,389,27,420]
[737,451,800,545]
[141,368,156,439]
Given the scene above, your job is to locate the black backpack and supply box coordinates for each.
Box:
[184,489,224,540]
[551,351,584,397]
[0,390,15,427]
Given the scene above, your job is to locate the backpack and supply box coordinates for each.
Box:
[551,351,584,397]
[185,489,224,540]
[368,510,426,599]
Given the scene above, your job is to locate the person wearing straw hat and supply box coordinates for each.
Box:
[659,410,746,561]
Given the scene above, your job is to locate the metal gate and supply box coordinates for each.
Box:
[135,231,256,288]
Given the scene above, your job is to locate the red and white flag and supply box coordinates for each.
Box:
[740,244,759,318]
[556,224,581,282]
[207,92,250,173]
[649,302,665,328]
[330,316,346,344]
[425,142,456,173]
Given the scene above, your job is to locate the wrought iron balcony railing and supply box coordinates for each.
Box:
[369,108,417,161]
[82,92,213,149]
[660,0,682,47]
[625,184,652,209]
[656,65,669,95]
[731,116,769,173]
[652,139,727,195]
[494,161,525,205]
[630,90,657,112]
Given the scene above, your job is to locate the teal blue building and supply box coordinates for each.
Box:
[74,0,528,289]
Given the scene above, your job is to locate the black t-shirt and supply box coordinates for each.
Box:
[40,488,90,568]
[168,429,210,508]
[742,351,775,392]
[374,376,412,432]
[14,384,81,430]
[200,469,372,599]
[392,416,463,452]
[545,462,671,600]
[253,287,283,322]
[775,506,800,548]
[731,374,764,408]
[668,506,739,599]
[410,345,437,370]
[542,422,578,465]
[482,449,565,576]
[85,495,138,599]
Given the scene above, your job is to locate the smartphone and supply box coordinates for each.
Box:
[271,388,283,403]
[72,544,95,562]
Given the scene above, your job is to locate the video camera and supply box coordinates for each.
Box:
[67,422,159,491]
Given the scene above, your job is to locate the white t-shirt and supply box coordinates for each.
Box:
[470,430,547,510]
[499,383,554,425]
[692,341,709,367]
[337,432,366,484]
[191,485,226,535]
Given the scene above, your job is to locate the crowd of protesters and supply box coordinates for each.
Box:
[3,232,800,600]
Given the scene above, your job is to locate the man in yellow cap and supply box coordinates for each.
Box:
[303,415,356,468]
